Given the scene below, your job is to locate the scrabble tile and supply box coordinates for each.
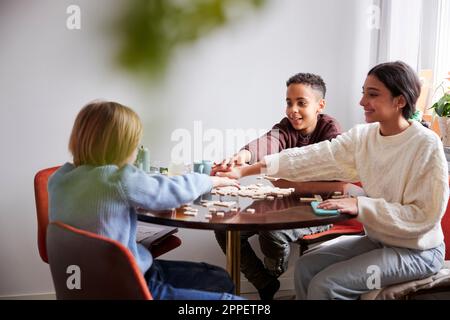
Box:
[214,201,236,207]
[263,176,280,182]
[201,202,214,207]
[300,197,317,202]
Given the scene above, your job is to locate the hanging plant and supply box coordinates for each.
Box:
[114,0,266,78]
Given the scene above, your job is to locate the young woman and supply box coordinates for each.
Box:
[49,100,243,300]
[216,61,448,299]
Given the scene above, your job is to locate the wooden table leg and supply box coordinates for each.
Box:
[226,230,240,295]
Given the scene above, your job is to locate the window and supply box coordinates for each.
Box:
[375,0,450,111]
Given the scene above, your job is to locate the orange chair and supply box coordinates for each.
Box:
[443,198,450,261]
[34,166,181,263]
[47,221,152,299]
[34,166,60,263]
[296,182,365,256]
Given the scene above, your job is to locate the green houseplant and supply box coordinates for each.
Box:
[115,0,266,79]
[430,92,450,117]
[429,75,450,146]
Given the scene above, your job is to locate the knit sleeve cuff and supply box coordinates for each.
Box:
[240,147,256,164]
[356,196,370,224]
[263,153,281,177]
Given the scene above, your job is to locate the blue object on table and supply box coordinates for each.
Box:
[202,160,213,175]
[311,201,339,216]
[193,162,204,174]
[135,145,150,173]
[141,146,150,173]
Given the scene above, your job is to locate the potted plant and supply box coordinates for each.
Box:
[429,74,450,146]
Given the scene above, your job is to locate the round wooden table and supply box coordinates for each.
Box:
[138,177,362,294]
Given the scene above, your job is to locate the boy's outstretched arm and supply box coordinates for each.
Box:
[216,161,266,179]
[210,150,251,176]
[211,122,288,175]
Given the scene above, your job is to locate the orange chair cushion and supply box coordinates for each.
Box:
[302,223,364,241]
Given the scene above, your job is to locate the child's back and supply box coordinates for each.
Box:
[49,163,213,273]
[48,100,242,300]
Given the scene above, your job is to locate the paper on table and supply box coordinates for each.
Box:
[136,222,178,248]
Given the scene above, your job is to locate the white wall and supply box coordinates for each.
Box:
[0,0,373,296]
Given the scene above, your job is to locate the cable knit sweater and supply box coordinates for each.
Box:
[264,121,449,250]
[48,163,213,274]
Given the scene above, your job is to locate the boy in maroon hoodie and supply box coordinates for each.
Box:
[212,73,342,300]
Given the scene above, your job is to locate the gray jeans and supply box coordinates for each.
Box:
[295,235,445,300]
[214,225,331,290]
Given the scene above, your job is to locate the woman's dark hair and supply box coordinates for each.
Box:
[367,61,421,120]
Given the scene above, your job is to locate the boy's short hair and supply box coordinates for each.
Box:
[286,73,326,99]
[69,100,143,167]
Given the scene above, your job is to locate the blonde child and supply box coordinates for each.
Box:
[48,101,243,300]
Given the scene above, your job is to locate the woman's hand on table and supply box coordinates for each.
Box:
[317,197,359,216]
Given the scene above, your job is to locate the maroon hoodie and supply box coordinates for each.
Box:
[242,113,342,164]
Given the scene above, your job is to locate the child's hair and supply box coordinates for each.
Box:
[286,73,327,99]
[368,61,421,120]
[69,100,143,167]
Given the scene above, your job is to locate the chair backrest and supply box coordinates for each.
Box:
[34,165,182,264]
[442,199,450,260]
[47,221,152,300]
[34,166,60,263]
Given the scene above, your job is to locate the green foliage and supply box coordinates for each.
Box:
[430,93,450,117]
[115,0,266,78]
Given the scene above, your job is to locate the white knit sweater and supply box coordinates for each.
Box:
[264,121,449,250]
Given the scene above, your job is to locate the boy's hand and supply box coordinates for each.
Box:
[211,150,251,176]
[210,176,241,189]
[228,150,249,166]
[215,166,244,180]
[317,197,358,216]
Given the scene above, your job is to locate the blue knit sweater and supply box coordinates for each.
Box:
[48,163,213,274]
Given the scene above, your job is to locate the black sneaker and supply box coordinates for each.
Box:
[258,278,280,300]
